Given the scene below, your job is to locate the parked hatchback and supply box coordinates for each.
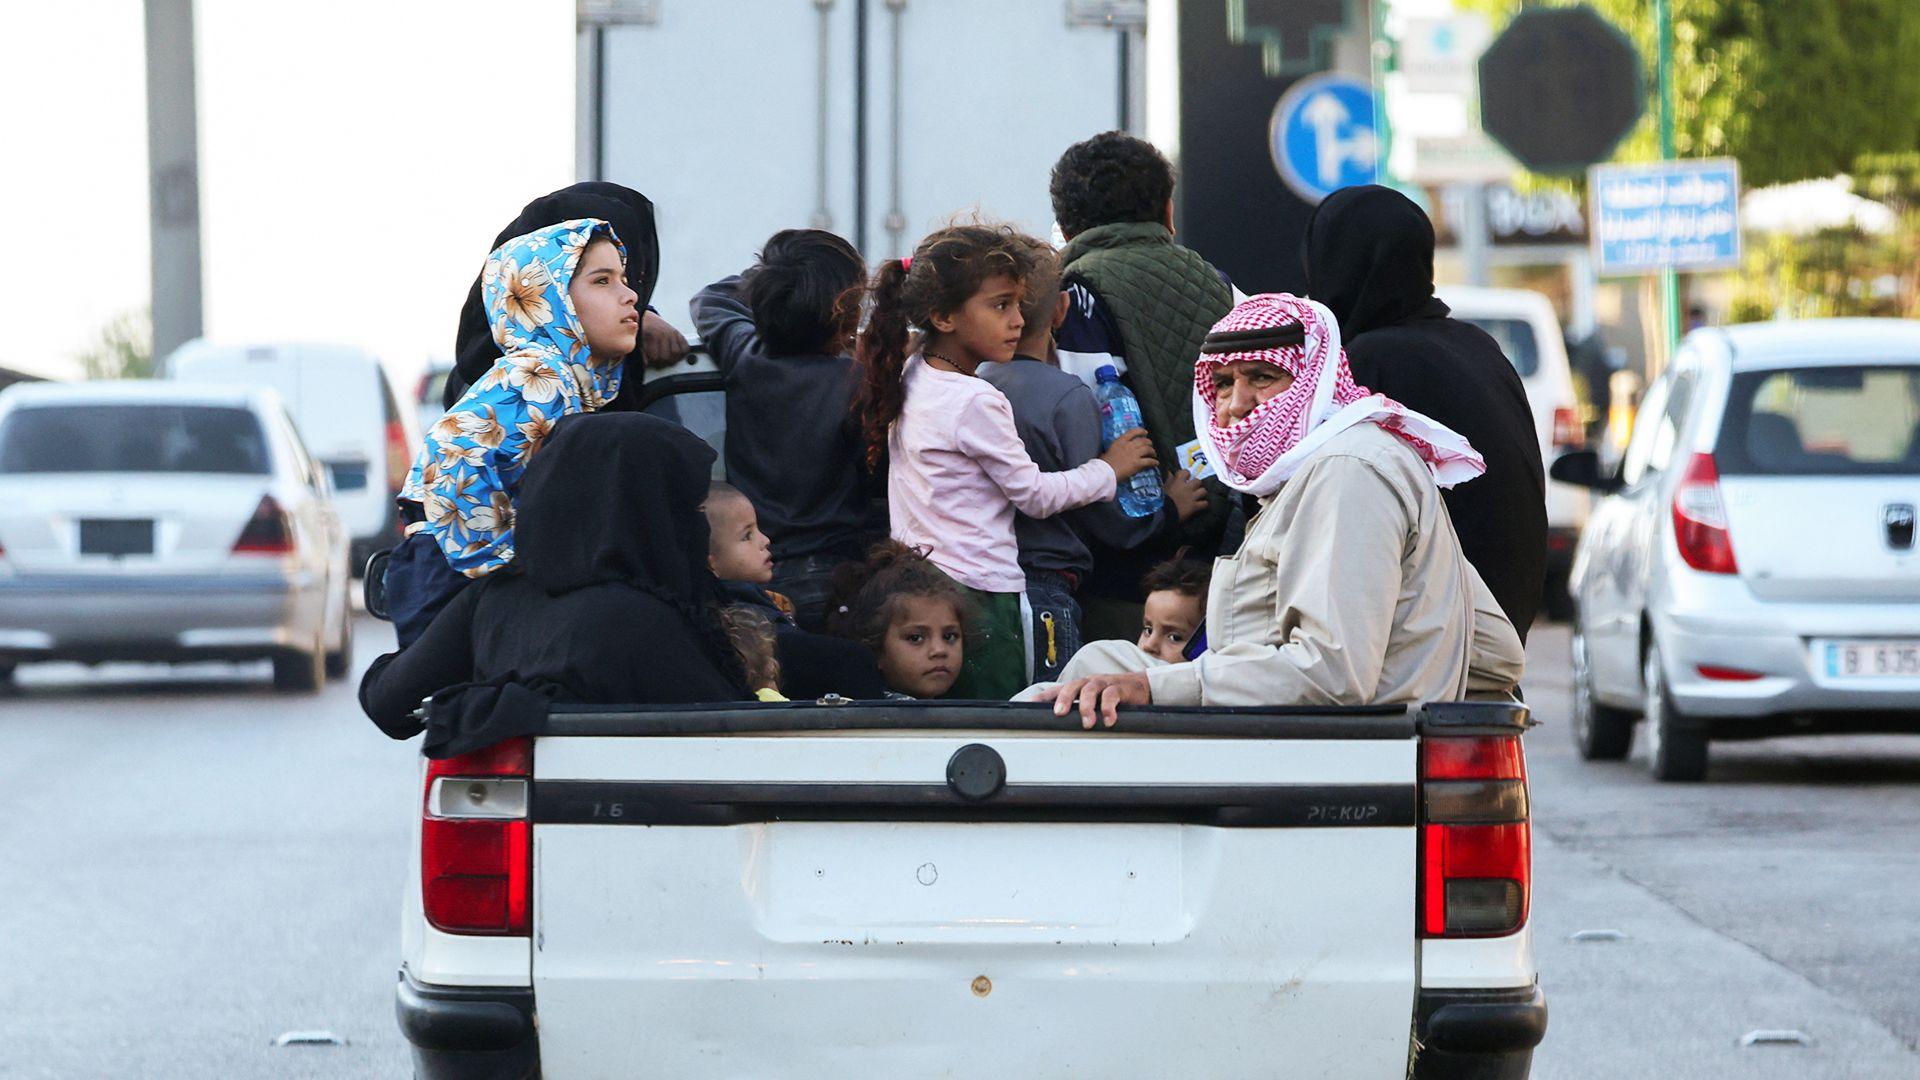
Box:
[1554,319,1920,780]
[0,381,353,691]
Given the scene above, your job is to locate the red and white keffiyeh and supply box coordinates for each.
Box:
[1191,293,1486,498]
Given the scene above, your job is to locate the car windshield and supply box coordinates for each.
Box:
[1459,317,1540,377]
[0,404,272,475]
[1714,364,1920,476]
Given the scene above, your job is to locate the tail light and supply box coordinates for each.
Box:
[1698,664,1763,681]
[1551,406,1584,451]
[231,495,294,555]
[1419,735,1530,938]
[422,737,532,935]
[385,419,412,495]
[1672,452,1738,575]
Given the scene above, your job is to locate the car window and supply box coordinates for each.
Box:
[1619,374,1672,487]
[279,406,323,490]
[0,404,272,475]
[1643,373,1695,478]
[1714,365,1920,476]
[641,382,729,482]
[1459,317,1540,377]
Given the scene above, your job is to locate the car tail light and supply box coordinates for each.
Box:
[1672,452,1738,575]
[1697,664,1763,681]
[1419,735,1530,938]
[422,737,532,935]
[1551,406,1584,450]
[385,420,412,495]
[231,495,294,555]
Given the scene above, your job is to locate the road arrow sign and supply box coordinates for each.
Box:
[1270,73,1380,203]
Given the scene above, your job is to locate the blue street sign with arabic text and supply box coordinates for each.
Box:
[1589,158,1742,275]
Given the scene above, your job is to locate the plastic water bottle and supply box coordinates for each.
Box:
[1093,365,1163,518]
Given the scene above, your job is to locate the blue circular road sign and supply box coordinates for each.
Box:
[1270,74,1380,203]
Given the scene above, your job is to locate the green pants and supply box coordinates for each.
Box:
[946,586,1026,700]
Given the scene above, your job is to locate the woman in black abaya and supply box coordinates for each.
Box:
[361,413,751,754]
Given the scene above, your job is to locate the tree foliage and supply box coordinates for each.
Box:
[1459,0,1920,186]
[78,310,155,381]
[1727,153,1920,322]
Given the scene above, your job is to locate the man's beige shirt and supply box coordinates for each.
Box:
[1146,422,1525,707]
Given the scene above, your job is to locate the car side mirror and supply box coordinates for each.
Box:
[363,549,392,621]
[1550,450,1623,493]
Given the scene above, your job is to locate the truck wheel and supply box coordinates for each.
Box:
[1643,642,1708,782]
[273,641,325,694]
[1571,624,1634,760]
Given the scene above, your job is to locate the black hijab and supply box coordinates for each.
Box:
[515,412,714,601]
[1300,184,1445,338]
[447,182,662,409]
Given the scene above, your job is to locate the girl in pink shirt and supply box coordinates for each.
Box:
[852,225,1157,698]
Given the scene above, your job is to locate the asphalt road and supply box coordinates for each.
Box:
[1,615,1915,1078]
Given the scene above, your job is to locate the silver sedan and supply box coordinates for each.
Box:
[0,381,352,692]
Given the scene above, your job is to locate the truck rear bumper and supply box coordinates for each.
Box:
[1413,984,1548,1079]
[392,976,1545,1079]
[396,970,537,1080]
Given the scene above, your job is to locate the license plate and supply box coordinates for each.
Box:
[1819,640,1920,680]
[79,519,154,557]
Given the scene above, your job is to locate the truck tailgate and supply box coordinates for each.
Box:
[529,705,1419,1079]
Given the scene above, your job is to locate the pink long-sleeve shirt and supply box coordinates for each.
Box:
[888,355,1117,593]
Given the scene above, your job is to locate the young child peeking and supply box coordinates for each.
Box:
[1138,558,1211,662]
[852,224,1157,698]
[828,542,972,699]
[388,218,639,647]
[704,482,777,589]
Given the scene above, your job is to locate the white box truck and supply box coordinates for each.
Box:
[580,0,1151,334]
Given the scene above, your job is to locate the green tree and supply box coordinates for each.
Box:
[1460,0,1920,186]
[1726,152,1920,322]
[77,310,155,381]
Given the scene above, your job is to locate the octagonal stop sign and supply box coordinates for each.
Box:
[1477,4,1645,175]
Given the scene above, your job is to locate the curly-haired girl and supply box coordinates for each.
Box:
[827,542,974,699]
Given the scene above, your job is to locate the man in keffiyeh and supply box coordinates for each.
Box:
[1026,293,1525,728]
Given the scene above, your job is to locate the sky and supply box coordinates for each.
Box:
[3,1,574,390]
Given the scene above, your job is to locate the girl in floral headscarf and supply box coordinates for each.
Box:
[1026,293,1524,727]
[386,218,640,647]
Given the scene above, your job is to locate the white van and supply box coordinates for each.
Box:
[1440,286,1591,616]
[166,341,412,576]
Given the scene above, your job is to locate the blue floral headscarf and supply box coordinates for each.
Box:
[405,218,629,577]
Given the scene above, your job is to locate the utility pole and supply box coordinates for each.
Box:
[145,0,204,365]
[1654,0,1679,355]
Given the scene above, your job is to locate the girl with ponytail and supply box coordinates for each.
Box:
[851,224,1158,698]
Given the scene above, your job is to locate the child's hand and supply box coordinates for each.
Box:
[1164,468,1210,521]
[1099,428,1158,481]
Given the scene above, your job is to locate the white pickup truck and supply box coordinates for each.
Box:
[389,698,1545,1079]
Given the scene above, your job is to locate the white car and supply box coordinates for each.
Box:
[1555,318,1920,780]
[0,381,353,691]
[167,340,412,576]
[1443,287,1592,615]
